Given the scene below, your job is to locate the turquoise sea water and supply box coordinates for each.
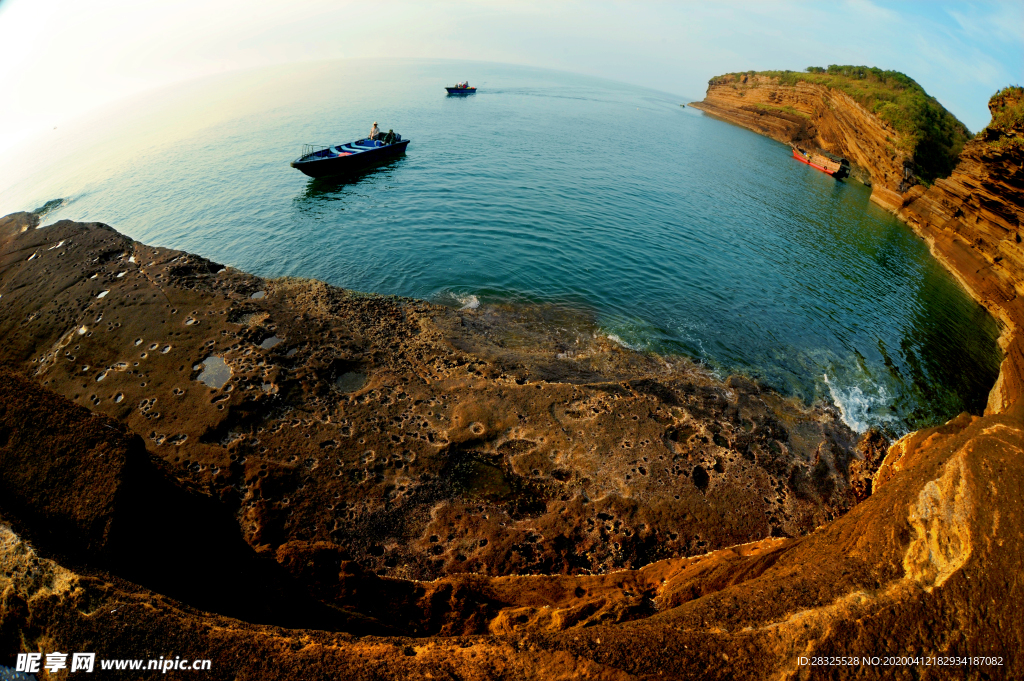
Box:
[0,60,1001,435]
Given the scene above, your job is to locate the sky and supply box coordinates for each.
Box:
[0,0,1021,156]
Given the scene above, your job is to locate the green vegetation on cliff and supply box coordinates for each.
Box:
[987,86,1024,130]
[711,65,971,183]
[982,86,1024,150]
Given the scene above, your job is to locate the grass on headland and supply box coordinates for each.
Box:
[986,86,1024,130]
[710,65,971,183]
[977,86,1024,151]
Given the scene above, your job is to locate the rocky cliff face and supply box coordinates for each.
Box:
[897,88,1024,413]
[690,74,916,210]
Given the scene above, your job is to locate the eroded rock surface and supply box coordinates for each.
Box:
[0,214,860,582]
[1,358,1021,679]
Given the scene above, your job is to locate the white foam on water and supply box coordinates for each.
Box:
[674,319,711,359]
[606,334,640,351]
[458,294,480,310]
[823,373,897,434]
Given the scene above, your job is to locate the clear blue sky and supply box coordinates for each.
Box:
[0,0,1021,154]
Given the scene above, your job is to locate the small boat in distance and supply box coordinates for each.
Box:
[290,133,409,178]
[446,80,476,95]
[791,144,850,179]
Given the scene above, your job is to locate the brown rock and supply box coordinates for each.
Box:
[2,363,1022,679]
[897,89,1024,413]
[0,215,861,581]
[848,428,889,502]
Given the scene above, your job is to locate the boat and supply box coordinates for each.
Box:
[445,82,477,95]
[791,145,850,179]
[290,134,409,178]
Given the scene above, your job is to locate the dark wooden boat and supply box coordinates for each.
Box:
[445,86,477,94]
[791,145,850,179]
[290,135,409,178]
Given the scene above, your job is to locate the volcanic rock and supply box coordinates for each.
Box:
[0,213,862,582]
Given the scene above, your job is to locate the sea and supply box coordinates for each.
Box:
[0,59,1002,436]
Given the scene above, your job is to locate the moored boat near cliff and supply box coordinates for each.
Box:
[690,66,970,210]
[791,144,851,179]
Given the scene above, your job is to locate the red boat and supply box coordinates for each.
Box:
[791,145,850,179]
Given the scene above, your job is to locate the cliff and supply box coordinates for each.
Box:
[897,87,1024,413]
[690,66,970,211]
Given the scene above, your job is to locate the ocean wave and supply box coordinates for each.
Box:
[823,373,897,434]
[457,294,480,310]
[433,290,481,310]
[605,333,640,350]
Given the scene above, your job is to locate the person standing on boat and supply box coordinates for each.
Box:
[370,122,379,140]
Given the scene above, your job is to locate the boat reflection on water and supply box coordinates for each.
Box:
[297,156,406,201]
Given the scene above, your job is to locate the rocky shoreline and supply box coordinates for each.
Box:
[1,87,1022,678]
[0,211,865,581]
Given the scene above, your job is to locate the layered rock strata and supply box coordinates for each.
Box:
[690,74,914,210]
[897,89,1024,414]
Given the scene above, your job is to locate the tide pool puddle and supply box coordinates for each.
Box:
[335,372,367,392]
[195,356,231,389]
[260,335,283,349]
